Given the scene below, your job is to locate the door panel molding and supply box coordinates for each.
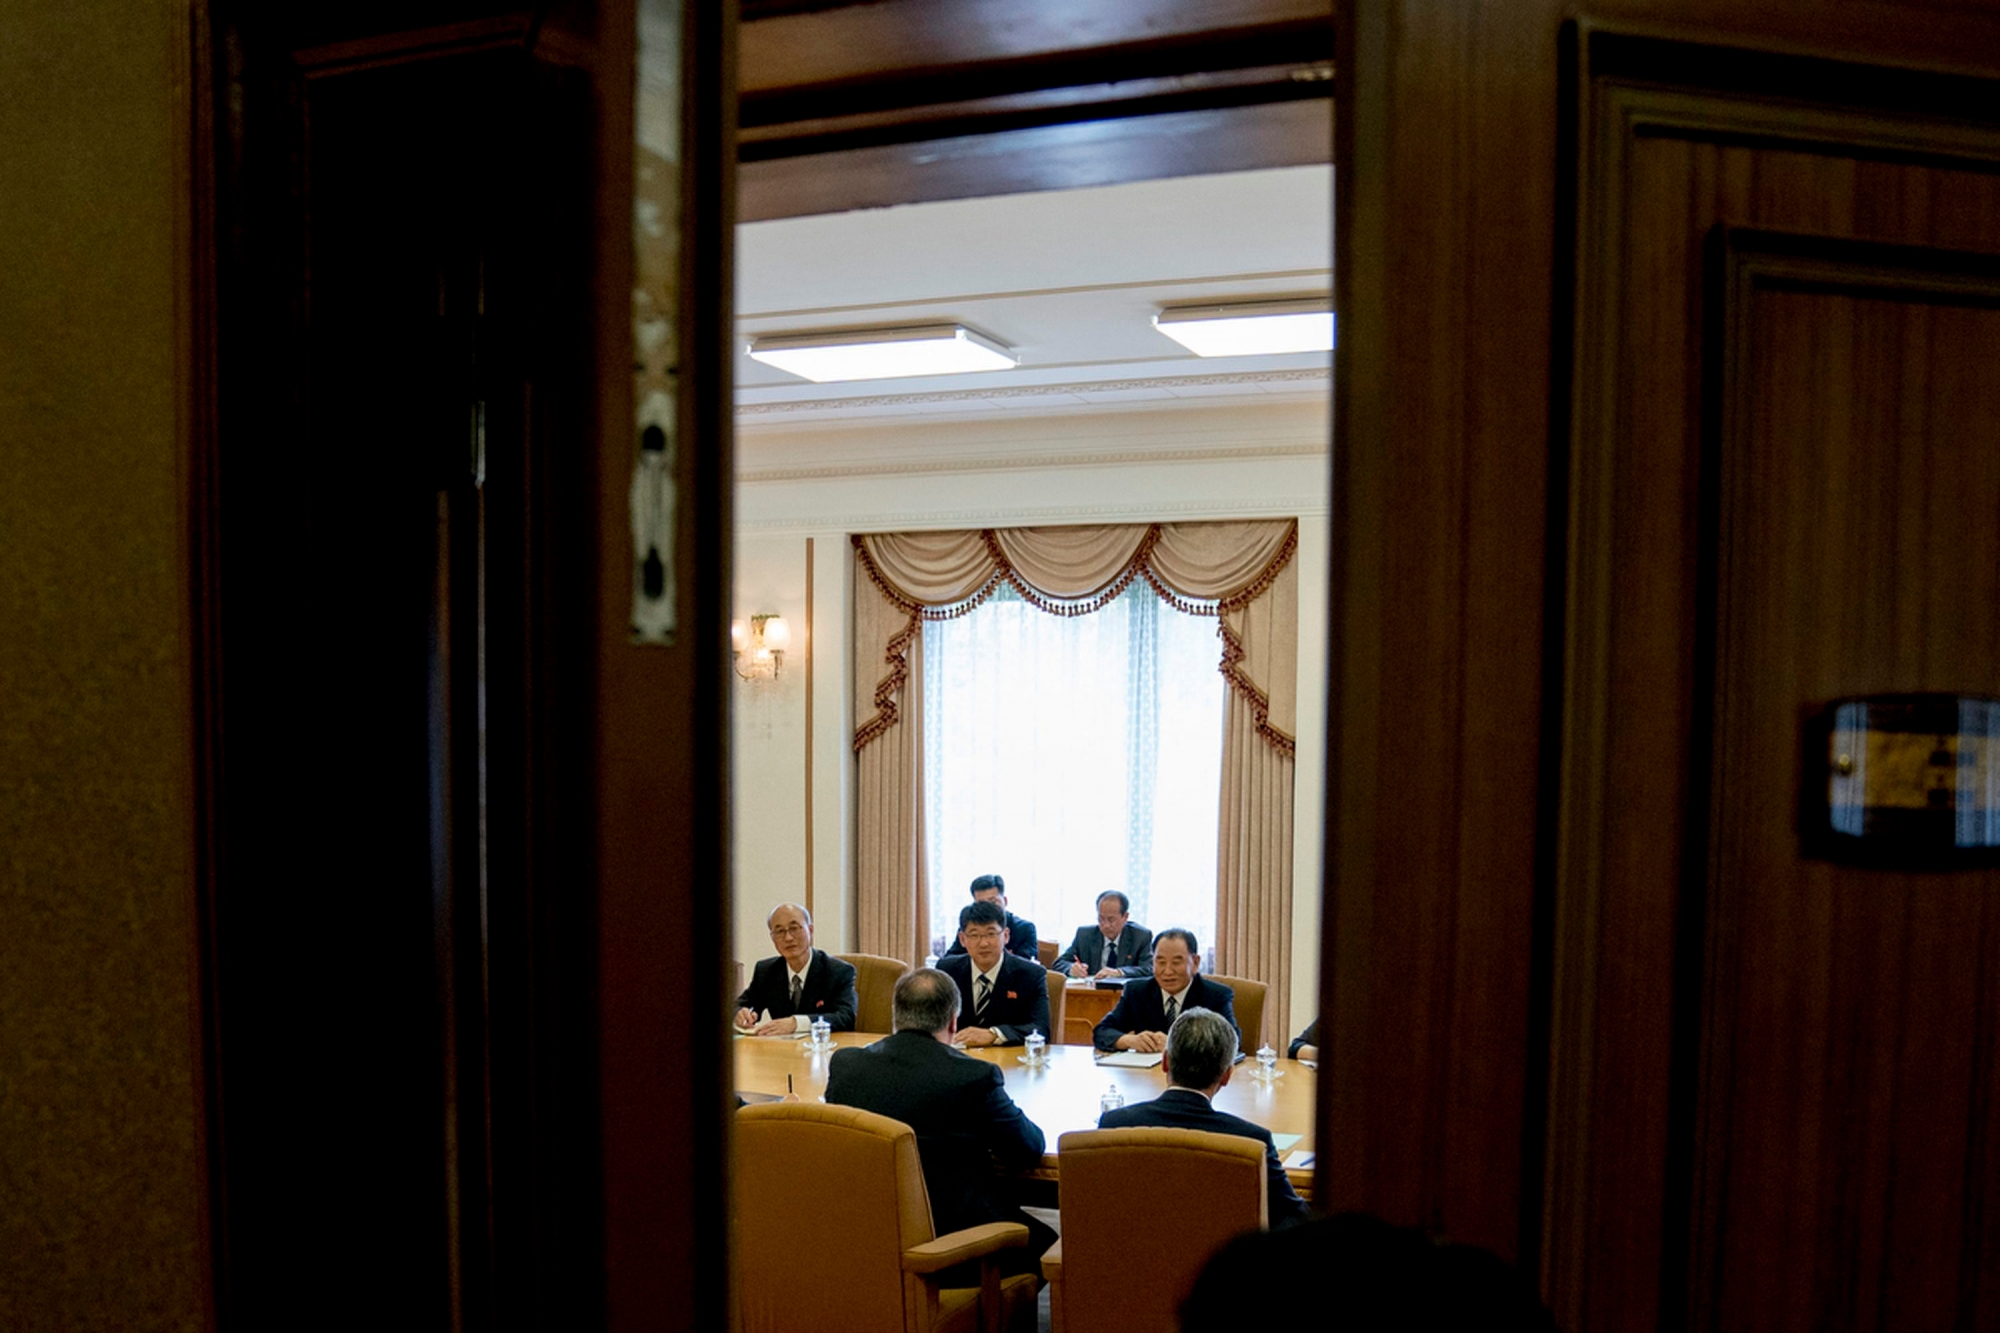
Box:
[1549,25,2000,1330]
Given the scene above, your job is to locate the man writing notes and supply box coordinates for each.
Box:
[1051,889,1153,978]
[1098,1007,1310,1226]
[941,872,1040,963]
[825,969,1056,1274]
[938,900,1052,1047]
[733,903,857,1036]
[1093,927,1238,1054]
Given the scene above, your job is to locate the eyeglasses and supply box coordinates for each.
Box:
[960,929,1003,943]
[769,923,808,938]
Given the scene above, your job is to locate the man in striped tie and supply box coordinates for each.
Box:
[937,900,1051,1048]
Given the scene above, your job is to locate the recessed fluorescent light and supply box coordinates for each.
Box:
[746,324,1018,383]
[1152,299,1336,357]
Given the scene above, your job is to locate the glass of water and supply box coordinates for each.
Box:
[1255,1044,1279,1081]
[810,1015,831,1052]
[1023,1030,1046,1066]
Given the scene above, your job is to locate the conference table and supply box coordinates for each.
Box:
[733,1031,1317,1196]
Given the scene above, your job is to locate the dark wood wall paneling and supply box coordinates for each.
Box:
[736,0,1332,219]
[1548,27,2000,1333]
[591,0,737,1328]
[1336,4,2000,1329]
[1325,0,1564,1266]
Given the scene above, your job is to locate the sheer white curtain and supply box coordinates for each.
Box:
[921,581,1224,958]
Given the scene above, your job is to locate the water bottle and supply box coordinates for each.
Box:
[923,953,938,971]
[1099,1082,1124,1118]
[1023,1029,1046,1066]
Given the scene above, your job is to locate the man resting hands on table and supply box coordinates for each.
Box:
[1092,927,1238,1055]
[733,902,857,1036]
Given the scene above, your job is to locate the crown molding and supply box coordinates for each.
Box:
[737,494,1320,535]
[739,437,1327,484]
[735,365,1329,418]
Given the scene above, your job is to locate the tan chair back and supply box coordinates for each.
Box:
[1048,1129,1265,1331]
[1205,972,1266,1056]
[1044,968,1066,1041]
[1037,938,1058,969]
[735,1103,936,1332]
[837,952,909,1033]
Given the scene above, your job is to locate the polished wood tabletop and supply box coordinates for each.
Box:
[733,1031,1316,1190]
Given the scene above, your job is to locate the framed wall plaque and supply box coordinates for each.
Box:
[1805,693,2000,866]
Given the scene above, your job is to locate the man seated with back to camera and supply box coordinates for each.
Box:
[940,873,1041,964]
[1097,1007,1310,1226]
[1093,927,1239,1054]
[824,968,1057,1277]
[732,902,858,1036]
[1051,889,1154,978]
[937,899,1052,1047]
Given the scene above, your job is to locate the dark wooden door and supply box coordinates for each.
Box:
[1697,235,2000,1333]
[204,19,601,1327]
[1548,33,2000,1332]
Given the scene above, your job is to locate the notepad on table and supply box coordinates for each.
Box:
[1095,1050,1163,1068]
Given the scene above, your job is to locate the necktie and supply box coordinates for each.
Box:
[1165,995,1179,1027]
[975,975,991,1019]
[1103,935,1117,970]
[789,975,803,1014]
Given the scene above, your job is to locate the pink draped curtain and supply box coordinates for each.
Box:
[851,520,1298,1045]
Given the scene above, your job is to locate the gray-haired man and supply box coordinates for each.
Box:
[1096,1006,1310,1225]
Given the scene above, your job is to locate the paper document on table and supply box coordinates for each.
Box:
[1095,1050,1163,1068]
[1270,1133,1303,1153]
[1283,1151,1315,1169]
[734,1012,807,1038]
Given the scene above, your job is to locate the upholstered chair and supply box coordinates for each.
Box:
[1042,969,1067,1045]
[1203,972,1266,1057]
[735,1103,1038,1333]
[837,952,910,1033]
[1036,938,1058,970]
[1041,1129,1265,1333]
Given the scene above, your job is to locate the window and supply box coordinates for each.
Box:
[921,581,1225,958]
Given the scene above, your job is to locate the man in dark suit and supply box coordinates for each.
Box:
[732,902,858,1034]
[1093,927,1238,1053]
[1051,889,1154,978]
[941,872,1040,964]
[824,968,1056,1275]
[938,899,1052,1047]
[1098,1006,1310,1226]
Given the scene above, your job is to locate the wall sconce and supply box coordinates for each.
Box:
[731,614,791,680]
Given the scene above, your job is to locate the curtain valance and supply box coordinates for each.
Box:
[852,519,1299,757]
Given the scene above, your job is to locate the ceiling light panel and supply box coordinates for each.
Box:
[1152,299,1336,357]
[746,324,1018,383]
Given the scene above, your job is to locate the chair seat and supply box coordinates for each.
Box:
[933,1273,1040,1333]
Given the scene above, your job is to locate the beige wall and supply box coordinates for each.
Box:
[0,1,209,1328]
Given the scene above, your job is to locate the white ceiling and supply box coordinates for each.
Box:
[734,164,1333,427]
